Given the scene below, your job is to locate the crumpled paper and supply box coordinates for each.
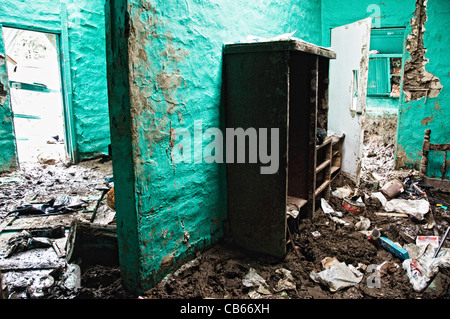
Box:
[384,198,430,221]
[310,262,363,292]
[274,268,296,292]
[243,268,271,296]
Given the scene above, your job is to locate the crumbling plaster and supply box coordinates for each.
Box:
[322,0,449,178]
[107,0,323,292]
[396,0,449,178]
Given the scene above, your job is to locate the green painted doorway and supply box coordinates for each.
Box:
[2,27,67,165]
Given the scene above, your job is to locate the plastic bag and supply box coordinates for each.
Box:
[310,262,363,292]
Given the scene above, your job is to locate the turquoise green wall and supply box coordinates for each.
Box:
[322,0,449,177]
[366,97,399,117]
[396,0,450,178]
[0,0,110,170]
[0,28,18,172]
[321,0,414,47]
[65,1,111,160]
[107,0,322,292]
[322,0,413,116]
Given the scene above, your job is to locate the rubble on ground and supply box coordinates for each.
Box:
[1,135,449,299]
[0,157,124,299]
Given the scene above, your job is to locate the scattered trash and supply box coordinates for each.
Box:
[371,192,388,207]
[310,262,363,292]
[379,237,410,260]
[266,291,290,299]
[321,198,343,217]
[321,257,340,270]
[53,195,86,209]
[10,195,86,217]
[27,274,55,299]
[433,227,449,258]
[320,198,349,226]
[403,178,429,199]
[384,198,430,221]
[342,196,365,213]
[368,228,381,246]
[311,231,321,238]
[274,268,296,292]
[4,231,52,258]
[331,186,353,199]
[243,268,271,297]
[403,244,450,292]
[380,179,404,198]
[28,226,65,239]
[355,216,371,231]
[378,261,399,277]
[416,236,439,248]
[62,264,81,290]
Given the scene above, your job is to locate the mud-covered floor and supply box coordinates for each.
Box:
[1,116,450,299]
[141,174,450,300]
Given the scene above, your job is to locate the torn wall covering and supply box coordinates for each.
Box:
[0,0,110,171]
[322,0,449,179]
[106,0,322,292]
[396,0,449,178]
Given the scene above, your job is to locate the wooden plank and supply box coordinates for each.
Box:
[306,56,319,218]
[430,144,450,152]
[316,159,331,173]
[224,40,336,59]
[331,166,340,175]
[0,215,16,234]
[316,136,332,150]
[286,196,308,210]
[375,212,409,218]
[315,180,330,197]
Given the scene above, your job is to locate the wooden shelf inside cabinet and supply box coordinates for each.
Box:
[314,137,333,201]
[330,135,344,181]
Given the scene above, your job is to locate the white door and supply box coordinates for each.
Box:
[328,18,372,184]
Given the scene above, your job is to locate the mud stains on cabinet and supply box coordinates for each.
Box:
[223,40,339,257]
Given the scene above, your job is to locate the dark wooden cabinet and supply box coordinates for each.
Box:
[223,40,342,257]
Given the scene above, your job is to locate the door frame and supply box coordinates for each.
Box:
[0,16,76,163]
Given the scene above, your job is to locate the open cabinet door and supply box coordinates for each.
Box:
[328,18,371,183]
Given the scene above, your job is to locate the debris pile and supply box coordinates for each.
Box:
[143,171,450,299]
[0,157,125,299]
[0,149,449,299]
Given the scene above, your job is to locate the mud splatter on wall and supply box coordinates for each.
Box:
[107,0,323,293]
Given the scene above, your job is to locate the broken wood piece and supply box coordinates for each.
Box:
[65,219,119,268]
[90,188,109,223]
[51,240,65,258]
[0,215,17,235]
[375,212,409,218]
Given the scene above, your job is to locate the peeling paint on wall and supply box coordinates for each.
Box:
[108,0,323,293]
[403,0,442,102]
